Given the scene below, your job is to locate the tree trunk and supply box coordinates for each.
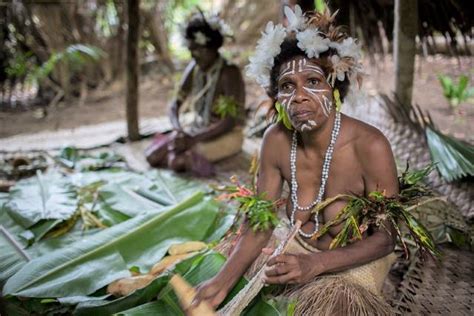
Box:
[126,0,140,141]
[142,4,175,72]
[394,0,418,107]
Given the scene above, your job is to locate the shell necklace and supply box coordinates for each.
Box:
[290,111,341,238]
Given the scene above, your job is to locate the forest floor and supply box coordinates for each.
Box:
[0,54,473,143]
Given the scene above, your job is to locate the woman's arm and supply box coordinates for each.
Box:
[193,125,284,307]
[169,61,195,131]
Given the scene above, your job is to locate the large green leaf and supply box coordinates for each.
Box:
[73,215,236,314]
[426,127,474,181]
[4,169,203,240]
[74,252,209,316]
[147,170,206,203]
[116,252,278,316]
[0,226,30,288]
[0,196,32,286]
[98,183,162,218]
[3,192,222,298]
[115,300,180,316]
[5,172,77,228]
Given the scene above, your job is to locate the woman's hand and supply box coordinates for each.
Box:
[169,131,194,153]
[193,277,230,309]
[263,249,324,284]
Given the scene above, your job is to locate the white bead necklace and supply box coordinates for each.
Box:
[290,111,341,238]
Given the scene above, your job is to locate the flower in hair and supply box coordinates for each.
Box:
[296,28,330,58]
[284,5,306,32]
[329,37,361,61]
[193,31,209,45]
[246,21,287,87]
[328,55,354,86]
[207,15,234,37]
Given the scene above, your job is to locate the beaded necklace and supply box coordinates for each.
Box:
[290,111,341,238]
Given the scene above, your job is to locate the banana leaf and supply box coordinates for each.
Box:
[3,191,223,298]
[426,127,474,182]
[0,226,30,288]
[115,252,278,316]
[0,196,32,286]
[56,147,125,171]
[5,172,77,228]
[76,169,204,218]
[4,169,205,241]
[75,252,221,316]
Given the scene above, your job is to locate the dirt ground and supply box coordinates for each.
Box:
[0,54,472,143]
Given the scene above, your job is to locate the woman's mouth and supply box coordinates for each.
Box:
[291,110,313,120]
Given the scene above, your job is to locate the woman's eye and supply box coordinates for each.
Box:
[308,78,320,85]
[281,83,292,91]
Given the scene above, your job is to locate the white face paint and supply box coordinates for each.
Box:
[277,57,333,131]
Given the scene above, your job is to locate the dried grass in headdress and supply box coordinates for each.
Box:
[306,8,339,32]
[326,25,348,43]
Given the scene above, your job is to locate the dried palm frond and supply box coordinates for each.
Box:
[379,94,474,219]
[425,127,474,182]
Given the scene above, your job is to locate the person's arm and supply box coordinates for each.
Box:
[190,65,246,142]
[264,131,398,284]
[315,132,398,273]
[169,60,195,131]
[193,125,283,307]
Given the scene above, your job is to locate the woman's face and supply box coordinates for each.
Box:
[187,40,218,70]
[276,56,333,132]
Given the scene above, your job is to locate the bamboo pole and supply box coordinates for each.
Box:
[126,0,140,141]
[394,0,418,107]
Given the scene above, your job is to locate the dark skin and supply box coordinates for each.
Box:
[165,40,245,170]
[193,56,398,307]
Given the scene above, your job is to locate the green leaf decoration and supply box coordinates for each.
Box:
[213,95,240,119]
[426,127,474,182]
[314,165,441,258]
[3,192,224,298]
[275,102,293,130]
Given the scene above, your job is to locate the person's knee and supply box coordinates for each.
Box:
[145,147,167,167]
[167,153,187,172]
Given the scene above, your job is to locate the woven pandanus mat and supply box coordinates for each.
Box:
[391,246,474,315]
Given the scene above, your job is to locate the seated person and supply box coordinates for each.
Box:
[145,12,245,177]
[194,6,398,315]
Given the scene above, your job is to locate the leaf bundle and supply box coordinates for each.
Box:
[312,165,441,259]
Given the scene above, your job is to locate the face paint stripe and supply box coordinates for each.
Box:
[322,95,333,116]
[316,94,330,117]
[303,87,330,94]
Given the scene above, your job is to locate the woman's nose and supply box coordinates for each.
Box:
[293,84,310,104]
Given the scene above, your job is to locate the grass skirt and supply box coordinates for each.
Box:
[217,224,396,316]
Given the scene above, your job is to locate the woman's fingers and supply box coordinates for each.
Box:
[261,247,274,255]
[267,253,294,266]
[263,270,298,284]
